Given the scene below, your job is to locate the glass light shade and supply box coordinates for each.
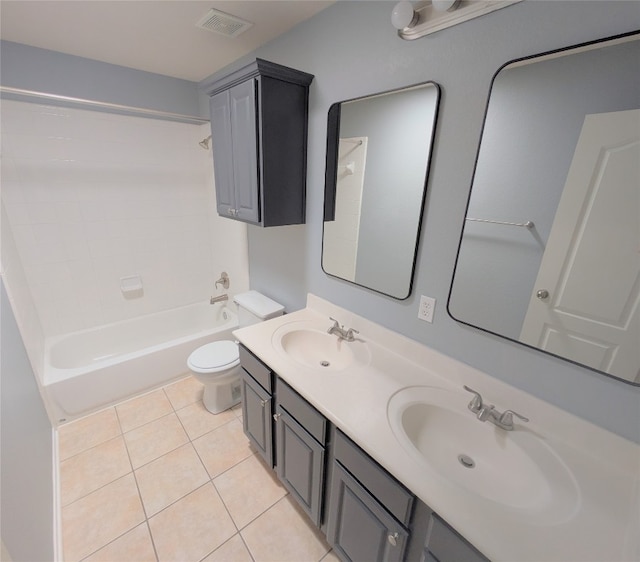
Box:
[391,1,417,29]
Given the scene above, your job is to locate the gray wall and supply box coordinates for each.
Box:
[450,39,640,336]
[1,3,638,441]
[1,279,55,562]
[201,1,640,442]
[0,40,203,118]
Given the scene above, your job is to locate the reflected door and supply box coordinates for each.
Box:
[520,109,640,382]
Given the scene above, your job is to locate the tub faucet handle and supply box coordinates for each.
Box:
[215,272,230,290]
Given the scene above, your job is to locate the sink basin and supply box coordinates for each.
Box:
[388,386,580,524]
[272,322,371,371]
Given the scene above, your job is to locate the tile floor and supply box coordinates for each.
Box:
[58,375,339,562]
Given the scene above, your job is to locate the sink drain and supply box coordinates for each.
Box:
[458,454,475,469]
[320,360,330,367]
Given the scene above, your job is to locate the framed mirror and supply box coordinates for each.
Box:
[448,32,640,385]
[322,82,440,299]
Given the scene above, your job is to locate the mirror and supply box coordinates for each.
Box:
[322,82,440,299]
[449,32,640,385]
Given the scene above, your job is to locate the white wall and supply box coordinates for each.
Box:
[1,100,249,339]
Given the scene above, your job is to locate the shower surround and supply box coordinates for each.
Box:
[1,99,249,380]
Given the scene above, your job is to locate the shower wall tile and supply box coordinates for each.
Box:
[1,100,250,338]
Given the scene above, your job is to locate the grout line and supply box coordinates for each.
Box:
[145,520,161,562]
[63,377,324,562]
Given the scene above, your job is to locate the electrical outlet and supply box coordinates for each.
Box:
[418,295,436,323]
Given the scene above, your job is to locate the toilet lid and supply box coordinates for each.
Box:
[188,340,239,372]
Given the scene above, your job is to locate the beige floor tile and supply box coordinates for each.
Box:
[116,389,174,432]
[58,408,121,460]
[202,534,253,562]
[149,483,236,562]
[242,497,330,562]
[62,473,145,562]
[135,443,209,516]
[193,418,253,479]
[83,523,157,562]
[60,436,131,506]
[214,454,287,529]
[124,413,189,469]
[164,375,203,410]
[320,550,341,562]
[176,400,237,440]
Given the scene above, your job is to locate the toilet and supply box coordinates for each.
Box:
[187,290,284,414]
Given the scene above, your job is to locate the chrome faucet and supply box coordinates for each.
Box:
[210,293,229,304]
[463,385,529,430]
[327,317,359,342]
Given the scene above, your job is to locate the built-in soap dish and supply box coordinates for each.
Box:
[120,275,143,299]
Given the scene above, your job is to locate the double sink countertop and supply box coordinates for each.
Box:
[233,294,640,562]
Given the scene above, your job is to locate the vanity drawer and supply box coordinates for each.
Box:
[276,378,326,444]
[426,514,488,562]
[239,344,272,392]
[333,430,414,526]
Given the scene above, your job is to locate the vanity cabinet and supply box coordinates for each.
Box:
[239,345,274,467]
[274,379,327,526]
[422,514,489,562]
[327,430,415,562]
[204,58,314,226]
[239,345,328,523]
[238,344,489,562]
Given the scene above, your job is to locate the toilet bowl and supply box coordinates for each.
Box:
[187,291,284,414]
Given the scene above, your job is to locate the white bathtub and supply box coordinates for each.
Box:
[44,302,238,422]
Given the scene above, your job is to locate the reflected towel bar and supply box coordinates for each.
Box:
[466,218,535,229]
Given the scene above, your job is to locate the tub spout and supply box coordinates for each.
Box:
[210,294,229,304]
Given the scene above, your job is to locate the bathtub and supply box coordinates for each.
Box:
[43,302,238,422]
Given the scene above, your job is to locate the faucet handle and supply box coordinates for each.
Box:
[499,410,529,426]
[463,385,483,413]
[329,316,341,327]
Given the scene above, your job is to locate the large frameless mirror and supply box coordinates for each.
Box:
[448,32,640,385]
[322,82,440,299]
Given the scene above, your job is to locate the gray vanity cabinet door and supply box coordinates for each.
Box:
[240,370,273,467]
[275,406,325,526]
[327,462,408,562]
[228,79,259,224]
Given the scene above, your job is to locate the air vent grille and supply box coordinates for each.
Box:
[196,8,253,38]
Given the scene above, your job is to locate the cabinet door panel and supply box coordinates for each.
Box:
[229,79,260,224]
[327,462,408,562]
[427,514,488,562]
[209,90,235,217]
[241,371,273,467]
[275,407,325,526]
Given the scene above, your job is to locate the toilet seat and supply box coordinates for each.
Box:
[188,340,239,374]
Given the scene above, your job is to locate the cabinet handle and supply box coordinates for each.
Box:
[388,532,398,547]
[273,413,281,422]
[260,399,269,407]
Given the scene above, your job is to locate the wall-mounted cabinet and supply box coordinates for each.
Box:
[203,59,314,226]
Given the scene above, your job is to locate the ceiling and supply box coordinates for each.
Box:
[0,1,335,82]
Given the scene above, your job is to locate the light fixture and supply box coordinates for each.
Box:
[392,0,523,41]
[391,1,419,30]
[432,0,462,12]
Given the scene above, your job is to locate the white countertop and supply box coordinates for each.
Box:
[234,294,640,562]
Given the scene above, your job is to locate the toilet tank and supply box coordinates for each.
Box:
[233,290,284,327]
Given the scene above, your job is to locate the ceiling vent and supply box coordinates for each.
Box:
[196,8,254,38]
